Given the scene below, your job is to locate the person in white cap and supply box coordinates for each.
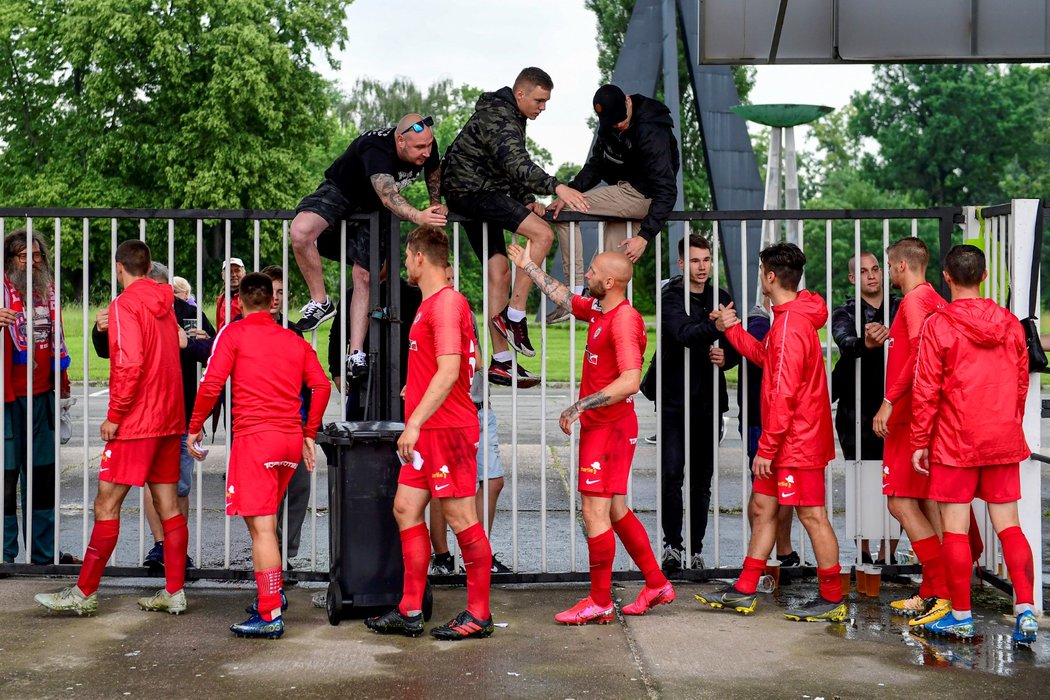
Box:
[217,257,245,330]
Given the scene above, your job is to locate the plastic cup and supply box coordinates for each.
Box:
[765,559,781,591]
[867,566,883,598]
[855,566,869,596]
[839,568,852,593]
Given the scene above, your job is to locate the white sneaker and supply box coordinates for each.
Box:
[138,588,188,615]
[35,586,98,615]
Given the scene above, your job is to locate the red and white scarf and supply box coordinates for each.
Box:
[3,275,70,369]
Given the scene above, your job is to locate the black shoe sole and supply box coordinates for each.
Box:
[232,630,285,640]
[430,626,494,640]
[364,620,424,638]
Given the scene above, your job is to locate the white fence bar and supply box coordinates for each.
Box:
[53,219,61,565]
[3,205,1043,588]
[25,219,34,565]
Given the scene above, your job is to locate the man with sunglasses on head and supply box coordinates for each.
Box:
[290,113,447,376]
[441,67,590,388]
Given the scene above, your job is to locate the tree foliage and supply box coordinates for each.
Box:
[0,0,354,301]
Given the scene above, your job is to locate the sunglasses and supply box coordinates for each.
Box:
[400,116,434,134]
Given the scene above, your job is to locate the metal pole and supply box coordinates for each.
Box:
[53,218,61,564]
[25,219,34,565]
[82,219,90,550]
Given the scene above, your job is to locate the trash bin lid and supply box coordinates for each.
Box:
[317,421,405,445]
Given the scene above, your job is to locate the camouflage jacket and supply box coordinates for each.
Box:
[441,87,559,204]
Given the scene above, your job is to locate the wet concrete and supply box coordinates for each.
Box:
[1,576,1047,698]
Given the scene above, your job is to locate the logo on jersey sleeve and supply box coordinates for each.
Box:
[409,339,418,352]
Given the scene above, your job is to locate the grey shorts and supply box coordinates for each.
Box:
[476,407,504,480]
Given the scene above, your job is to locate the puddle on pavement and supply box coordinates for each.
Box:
[773,583,1049,676]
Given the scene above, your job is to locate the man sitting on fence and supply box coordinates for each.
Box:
[911,244,1038,644]
[290,112,447,386]
[700,242,844,622]
[509,240,675,624]
[548,84,679,324]
[441,67,589,387]
[187,272,330,639]
[36,240,188,616]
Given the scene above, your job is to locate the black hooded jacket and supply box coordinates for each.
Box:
[658,276,739,415]
[569,94,680,240]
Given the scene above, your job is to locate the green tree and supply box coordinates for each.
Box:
[0,0,354,302]
[851,64,1048,206]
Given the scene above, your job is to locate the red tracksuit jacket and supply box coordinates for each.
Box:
[911,297,1029,466]
[726,289,835,468]
[188,312,331,440]
[107,278,184,439]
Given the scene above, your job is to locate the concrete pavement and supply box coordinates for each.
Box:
[1,576,1048,698]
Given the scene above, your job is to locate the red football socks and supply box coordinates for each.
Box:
[817,565,843,602]
[255,567,283,621]
[455,522,493,620]
[588,528,616,608]
[162,514,188,595]
[612,509,667,588]
[998,526,1035,606]
[398,523,430,617]
[912,534,949,600]
[941,531,972,612]
[77,518,120,596]
[735,556,766,595]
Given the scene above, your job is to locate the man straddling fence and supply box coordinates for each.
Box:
[830,250,899,565]
[548,85,679,324]
[700,242,845,622]
[441,67,589,387]
[3,230,72,565]
[910,244,1038,645]
[290,113,447,373]
[365,226,495,641]
[187,272,331,639]
[868,238,951,624]
[509,240,675,624]
[36,241,188,616]
[656,234,738,572]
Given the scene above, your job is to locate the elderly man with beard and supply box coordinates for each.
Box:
[2,230,71,564]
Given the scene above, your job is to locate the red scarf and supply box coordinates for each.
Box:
[3,275,70,370]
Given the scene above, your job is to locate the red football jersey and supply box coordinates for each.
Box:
[571,295,645,428]
[884,282,943,424]
[406,286,479,429]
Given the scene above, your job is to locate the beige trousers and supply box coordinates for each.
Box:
[555,181,652,286]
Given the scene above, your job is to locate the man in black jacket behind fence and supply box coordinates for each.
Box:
[549,85,679,324]
[830,251,898,564]
[657,234,738,572]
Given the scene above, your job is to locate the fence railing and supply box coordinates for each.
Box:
[0,203,1041,613]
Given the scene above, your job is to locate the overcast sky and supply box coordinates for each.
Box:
[317,0,874,167]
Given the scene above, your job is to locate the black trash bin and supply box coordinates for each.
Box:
[318,421,433,625]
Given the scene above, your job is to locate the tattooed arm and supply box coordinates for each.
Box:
[370,173,447,226]
[558,369,643,435]
[425,166,442,205]
[507,241,573,311]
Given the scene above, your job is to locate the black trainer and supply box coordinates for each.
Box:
[346,350,368,380]
[492,310,536,357]
[430,609,494,641]
[365,608,424,637]
[490,554,511,574]
[488,359,540,388]
[297,298,336,332]
[779,551,809,567]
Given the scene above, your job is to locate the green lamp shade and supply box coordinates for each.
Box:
[730,104,834,127]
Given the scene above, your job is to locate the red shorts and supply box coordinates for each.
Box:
[578,413,638,497]
[398,424,479,498]
[226,431,302,516]
[100,435,180,487]
[882,427,929,498]
[927,462,1021,504]
[752,465,826,506]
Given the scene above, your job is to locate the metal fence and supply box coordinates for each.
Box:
[0,203,1042,612]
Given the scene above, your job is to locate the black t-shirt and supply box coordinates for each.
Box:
[323,127,440,212]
